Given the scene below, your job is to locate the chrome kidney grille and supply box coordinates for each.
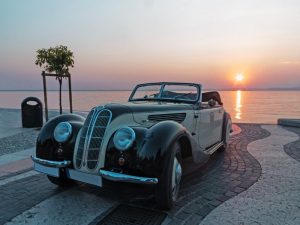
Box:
[75,108,112,170]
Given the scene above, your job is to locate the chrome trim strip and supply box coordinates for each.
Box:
[86,108,112,171]
[31,156,71,168]
[99,169,158,185]
[205,141,224,155]
[75,109,96,169]
[85,108,101,158]
[82,109,97,166]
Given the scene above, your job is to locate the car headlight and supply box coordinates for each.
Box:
[54,122,72,143]
[113,127,136,151]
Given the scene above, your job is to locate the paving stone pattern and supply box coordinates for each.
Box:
[86,124,270,225]
[283,126,300,162]
[0,129,39,156]
[0,174,67,224]
[0,124,270,225]
[164,124,270,224]
[199,125,300,225]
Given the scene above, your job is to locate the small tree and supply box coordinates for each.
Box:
[35,45,74,114]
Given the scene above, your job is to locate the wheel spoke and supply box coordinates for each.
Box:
[172,158,178,189]
[171,157,182,201]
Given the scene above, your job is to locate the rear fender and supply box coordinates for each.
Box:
[222,112,232,144]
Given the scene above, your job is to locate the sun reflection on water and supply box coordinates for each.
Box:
[235,90,242,120]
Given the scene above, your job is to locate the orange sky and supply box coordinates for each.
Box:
[0,0,300,90]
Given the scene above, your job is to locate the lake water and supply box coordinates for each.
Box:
[0,90,299,124]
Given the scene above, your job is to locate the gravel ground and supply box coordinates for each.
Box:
[0,108,87,156]
[0,129,39,156]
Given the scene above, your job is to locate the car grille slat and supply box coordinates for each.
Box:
[148,113,186,123]
[75,108,112,170]
[75,109,96,168]
[86,109,112,170]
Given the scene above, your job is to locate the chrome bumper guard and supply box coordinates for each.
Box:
[99,169,158,185]
[31,156,71,168]
[31,156,102,186]
[31,156,157,186]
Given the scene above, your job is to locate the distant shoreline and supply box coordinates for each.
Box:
[1,88,300,92]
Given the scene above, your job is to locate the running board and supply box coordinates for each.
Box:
[205,141,223,155]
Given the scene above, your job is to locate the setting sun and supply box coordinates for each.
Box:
[235,73,244,82]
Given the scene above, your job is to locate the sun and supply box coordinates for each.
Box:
[235,73,244,82]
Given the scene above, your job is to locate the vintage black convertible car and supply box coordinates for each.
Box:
[32,82,232,209]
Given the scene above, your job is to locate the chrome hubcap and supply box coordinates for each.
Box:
[171,157,182,201]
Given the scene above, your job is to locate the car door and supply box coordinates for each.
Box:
[212,106,224,143]
[195,107,215,150]
[195,105,224,150]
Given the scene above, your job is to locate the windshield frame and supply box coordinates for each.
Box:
[128,82,202,104]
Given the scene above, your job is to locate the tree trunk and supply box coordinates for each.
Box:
[59,78,62,114]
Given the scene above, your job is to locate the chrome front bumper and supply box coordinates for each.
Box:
[99,169,158,185]
[31,156,71,168]
[31,156,102,186]
[31,156,158,186]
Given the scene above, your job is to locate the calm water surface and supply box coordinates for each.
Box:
[0,90,299,124]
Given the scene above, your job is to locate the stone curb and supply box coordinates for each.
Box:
[278,118,300,128]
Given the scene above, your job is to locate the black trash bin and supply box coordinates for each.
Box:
[21,97,43,128]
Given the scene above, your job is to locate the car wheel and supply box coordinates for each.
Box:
[156,142,182,210]
[47,175,74,187]
[219,118,232,152]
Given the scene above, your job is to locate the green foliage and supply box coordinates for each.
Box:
[35,45,74,76]
[35,45,74,114]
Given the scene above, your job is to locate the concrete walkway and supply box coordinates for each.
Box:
[5,189,115,225]
[0,108,30,138]
[200,125,300,225]
[0,148,34,177]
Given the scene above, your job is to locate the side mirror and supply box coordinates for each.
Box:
[208,99,216,107]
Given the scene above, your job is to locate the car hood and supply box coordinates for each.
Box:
[104,101,193,113]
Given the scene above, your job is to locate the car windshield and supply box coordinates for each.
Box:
[129,83,200,103]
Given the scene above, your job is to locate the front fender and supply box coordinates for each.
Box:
[137,121,188,160]
[36,114,85,161]
[105,121,192,177]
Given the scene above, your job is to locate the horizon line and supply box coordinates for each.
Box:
[1,87,300,91]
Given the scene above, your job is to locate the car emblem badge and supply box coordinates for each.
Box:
[118,157,125,166]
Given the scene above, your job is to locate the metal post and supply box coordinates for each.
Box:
[41,72,73,119]
[68,74,73,113]
[42,71,49,121]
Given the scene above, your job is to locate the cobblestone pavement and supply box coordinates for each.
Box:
[0,130,39,156]
[283,126,300,162]
[160,124,270,224]
[0,124,273,225]
[0,174,66,224]
[200,125,300,225]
